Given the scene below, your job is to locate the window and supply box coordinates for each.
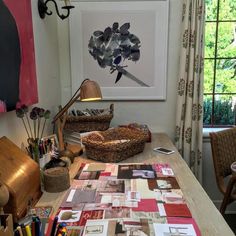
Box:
[204,0,236,126]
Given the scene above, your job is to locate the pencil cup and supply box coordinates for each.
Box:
[43,167,70,193]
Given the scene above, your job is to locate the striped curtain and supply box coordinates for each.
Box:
[175,0,205,183]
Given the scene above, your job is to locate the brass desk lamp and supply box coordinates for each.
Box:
[53,79,102,150]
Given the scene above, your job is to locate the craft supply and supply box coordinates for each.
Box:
[45,216,54,236]
[34,217,41,236]
[25,225,32,236]
[66,189,76,202]
[31,221,35,236]
[55,222,67,236]
[50,216,58,236]
[30,206,53,219]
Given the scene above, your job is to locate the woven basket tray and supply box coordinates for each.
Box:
[64,104,114,132]
[82,127,147,162]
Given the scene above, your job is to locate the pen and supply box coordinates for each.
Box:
[31,221,35,236]
[50,216,58,236]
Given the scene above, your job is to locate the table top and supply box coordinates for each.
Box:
[37,133,234,236]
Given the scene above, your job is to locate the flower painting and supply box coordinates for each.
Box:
[88,22,149,87]
[70,1,169,100]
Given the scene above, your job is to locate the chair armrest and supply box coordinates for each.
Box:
[226,175,236,195]
[220,175,236,214]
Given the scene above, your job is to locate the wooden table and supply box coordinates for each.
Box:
[37,133,234,235]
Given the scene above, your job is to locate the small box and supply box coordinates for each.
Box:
[0,137,42,222]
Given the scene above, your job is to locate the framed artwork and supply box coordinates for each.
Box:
[70,0,169,100]
[0,0,38,112]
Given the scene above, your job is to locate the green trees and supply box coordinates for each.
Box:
[204,0,236,125]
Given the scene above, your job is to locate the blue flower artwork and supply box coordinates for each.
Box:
[88,22,149,87]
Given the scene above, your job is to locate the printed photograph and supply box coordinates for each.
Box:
[114,218,150,236]
[155,189,184,204]
[79,210,104,226]
[156,180,172,189]
[118,164,156,179]
[97,180,125,193]
[58,210,82,223]
[83,220,108,236]
[104,207,130,219]
[77,171,100,180]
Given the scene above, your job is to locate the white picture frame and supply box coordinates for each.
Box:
[70,0,169,100]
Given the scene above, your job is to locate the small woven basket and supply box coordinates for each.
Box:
[82,127,146,162]
[64,104,114,132]
[43,167,70,193]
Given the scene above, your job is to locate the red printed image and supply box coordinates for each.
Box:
[0,0,38,112]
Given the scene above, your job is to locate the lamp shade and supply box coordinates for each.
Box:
[80,80,102,101]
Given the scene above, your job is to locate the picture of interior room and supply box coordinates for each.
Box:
[0,0,235,235]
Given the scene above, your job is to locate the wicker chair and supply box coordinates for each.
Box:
[209,127,236,214]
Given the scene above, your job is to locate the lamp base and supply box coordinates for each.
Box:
[38,0,47,19]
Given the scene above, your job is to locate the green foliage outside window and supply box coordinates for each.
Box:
[204,0,236,126]
[203,97,236,125]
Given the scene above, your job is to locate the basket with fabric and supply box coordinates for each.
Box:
[82,127,147,162]
[64,104,114,132]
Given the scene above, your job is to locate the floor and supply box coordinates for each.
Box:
[224,214,236,235]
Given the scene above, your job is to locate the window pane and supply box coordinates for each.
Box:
[219,0,236,21]
[204,59,215,93]
[213,95,236,125]
[203,95,213,125]
[205,23,216,58]
[217,22,236,57]
[206,0,218,21]
[215,59,236,93]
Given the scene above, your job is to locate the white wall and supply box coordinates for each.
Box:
[58,0,183,141]
[0,1,60,147]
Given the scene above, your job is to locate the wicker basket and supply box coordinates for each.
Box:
[64,104,114,132]
[43,167,70,193]
[82,127,147,162]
